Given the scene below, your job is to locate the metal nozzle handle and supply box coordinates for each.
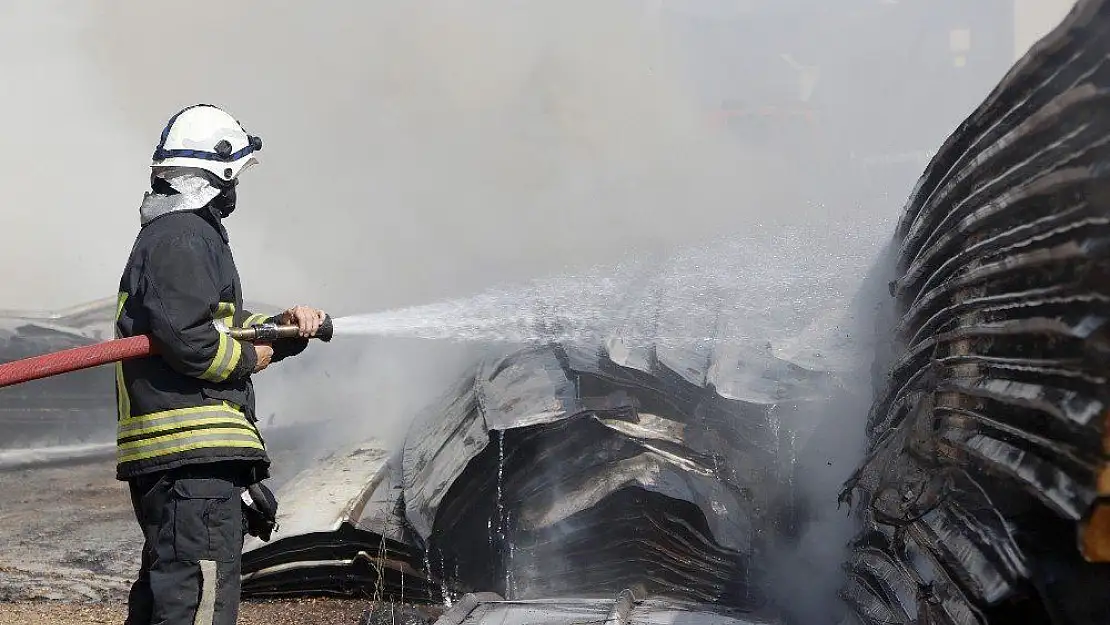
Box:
[228,314,333,343]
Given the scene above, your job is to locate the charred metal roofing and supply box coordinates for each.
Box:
[840,1,1110,623]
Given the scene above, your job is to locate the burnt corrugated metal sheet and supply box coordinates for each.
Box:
[431,590,780,625]
[401,341,831,609]
[839,2,1110,623]
[241,441,437,600]
[238,266,864,610]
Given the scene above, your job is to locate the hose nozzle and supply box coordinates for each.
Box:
[227,314,333,343]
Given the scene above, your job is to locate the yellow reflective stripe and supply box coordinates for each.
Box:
[200,301,243,381]
[117,427,260,451]
[118,404,236,427]
[227,336,242,377]
[119,433,264,460]
[115,292,128,321]
[215,301,236,321]
[115,365,131,421]
[119,416,255,439]
[117,439,265,464]
[115,292,131,420]
[243,314,269,327]
[116,404,262,462]
[199,333,242,382]
[201,333,229,380]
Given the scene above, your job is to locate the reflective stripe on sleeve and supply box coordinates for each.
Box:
[200,332,242,382]
[243,314,269,327]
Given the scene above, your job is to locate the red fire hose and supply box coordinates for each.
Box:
[0,316,333,390]
[0,335,156,388]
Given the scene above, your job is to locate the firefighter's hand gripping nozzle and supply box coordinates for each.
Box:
[226,314,334,343]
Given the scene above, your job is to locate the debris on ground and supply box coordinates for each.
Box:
[0,598,438,625]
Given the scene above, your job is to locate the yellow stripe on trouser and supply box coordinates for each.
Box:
[115,292,131,421]
[196,560,218,625]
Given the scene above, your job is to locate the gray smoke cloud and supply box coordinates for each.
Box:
[0,1,1058,620]
[0,1,1039,312]
[69,1,807,314]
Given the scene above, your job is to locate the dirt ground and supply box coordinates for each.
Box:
[0,598,379,625]
[0,458,437,624]
[0,459,137,602]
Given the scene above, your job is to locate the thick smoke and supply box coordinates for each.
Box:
[47,0,855,457]
[762,246,903,625]
[2,1,1040,310]
[74,1,809,313]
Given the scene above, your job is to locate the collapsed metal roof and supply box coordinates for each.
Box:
[838,1,1110,623]
[238,214,879,617]
[403,343,786,606]
[242,440,437,600]
[241,324,859,617]
[430,590,780,625]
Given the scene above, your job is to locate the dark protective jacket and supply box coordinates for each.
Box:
[114,207,302,481]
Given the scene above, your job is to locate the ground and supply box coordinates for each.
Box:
[0,459,136,603]
[0,457,437,624]
[0,598,377,625]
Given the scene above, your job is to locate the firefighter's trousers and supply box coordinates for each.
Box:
[124,464,247,625]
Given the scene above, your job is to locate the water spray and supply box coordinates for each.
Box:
[0,316,334,389]
[0,229,883,390]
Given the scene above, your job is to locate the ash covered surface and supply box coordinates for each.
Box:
[244,323,871,624]
[0,460,135,602]
[0,445,349,603]
[0,598,438,625]
[0,458,428,624]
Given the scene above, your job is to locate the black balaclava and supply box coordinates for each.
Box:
[150,174,178,196]
[210,183,237,219]
[204,171,239,219]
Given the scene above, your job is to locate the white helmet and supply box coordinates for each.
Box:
[151,104,263,182]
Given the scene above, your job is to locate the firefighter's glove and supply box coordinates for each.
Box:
[241,481,279,542]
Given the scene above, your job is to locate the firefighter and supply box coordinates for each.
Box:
[115,103,326,625]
